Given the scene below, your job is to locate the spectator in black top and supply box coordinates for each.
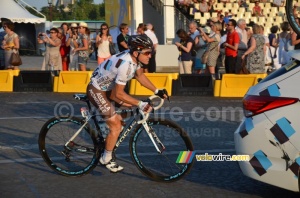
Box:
[117,23,129,52]
[175,28,193,74]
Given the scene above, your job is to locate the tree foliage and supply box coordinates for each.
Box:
[26,0,105,21]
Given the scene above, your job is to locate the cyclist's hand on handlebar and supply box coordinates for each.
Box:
[138,101,153,113]
[155,89,169,101]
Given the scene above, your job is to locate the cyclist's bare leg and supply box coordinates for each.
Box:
[87,84,124,172]
[100,114,124,172]
[104,114,122,155]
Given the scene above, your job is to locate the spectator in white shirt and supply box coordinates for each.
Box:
[144,23,158,73]
[189,21,200,40]
[235,19,248,73]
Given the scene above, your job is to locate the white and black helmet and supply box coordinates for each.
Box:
[129,35,153,52]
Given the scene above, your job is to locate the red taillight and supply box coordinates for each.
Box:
[243,95,299,117]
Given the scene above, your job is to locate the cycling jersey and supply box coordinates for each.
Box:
[90,51,141,91]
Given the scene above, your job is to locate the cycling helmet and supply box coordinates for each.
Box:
[128,35,153,52]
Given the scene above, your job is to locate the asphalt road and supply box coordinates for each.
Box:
[0,93,299,198]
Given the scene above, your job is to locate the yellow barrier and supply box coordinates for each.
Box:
[214,73,267,97]
[0,71,13,92]
[0,70,19,92]
[129,73,179,96]
[56,71,93,93]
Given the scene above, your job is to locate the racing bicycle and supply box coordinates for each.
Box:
[38,94,194,182]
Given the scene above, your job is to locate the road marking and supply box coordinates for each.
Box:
[0,149,235,164]
[0,110,244,120]
[0,116,54,120]
[7,101,62,104]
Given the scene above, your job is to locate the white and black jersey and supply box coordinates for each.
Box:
[90,51,141,91]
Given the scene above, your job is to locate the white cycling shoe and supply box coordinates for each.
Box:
[99,156,124,173]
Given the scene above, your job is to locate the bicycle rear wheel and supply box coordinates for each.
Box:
[129,118,194,182]
[38,116,100,177]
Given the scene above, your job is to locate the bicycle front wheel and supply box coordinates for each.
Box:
[129,118,194,182]
[286,0,300,35]
[38,116,100,177]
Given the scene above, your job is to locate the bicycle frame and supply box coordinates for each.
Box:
[69,94,166,154]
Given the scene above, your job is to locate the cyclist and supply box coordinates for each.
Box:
[87,34,168,172]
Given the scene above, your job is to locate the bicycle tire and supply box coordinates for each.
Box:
[129,118,194,182]
[38,116,100,177]
[286,0,300,35]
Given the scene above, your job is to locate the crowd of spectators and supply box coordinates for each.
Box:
[174,0,298,76]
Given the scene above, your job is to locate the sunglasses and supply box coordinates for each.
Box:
[78,27,85,29]
[50,32,56,34]
[101,28,108,30]
[3,26,7,29]
[140,51,152,56]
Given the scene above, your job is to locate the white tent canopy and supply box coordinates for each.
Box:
[0,0,46,23]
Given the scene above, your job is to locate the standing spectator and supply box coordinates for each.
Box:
[136,23,147,35]
[189,21,200,40]
[194,26,210,73]
[235,19,248,73]
[90,28,98,60]
[0,27,5,70]
[199,22,222,76]
[188,21,200,72]
[223,19,239,73]
[61,23,70,40]
[260,25,272,69]
[175,29,193,74]
[66,23,79,71]
[73,22,89,71]
[39,28,62,71]
[117,23,130,52]
[59,27,69,71]
[241,25,265,74]
[96,23,113,65]
[145,23,158,73]
[1,21,20,70]
[215,12,225,34]
[246,27,253,44]
[60,23,70,70]
[268,25,280,70]
[278,22,291,65]
[136,23,150,73]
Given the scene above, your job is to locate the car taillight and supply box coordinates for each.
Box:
[243,95,299,117]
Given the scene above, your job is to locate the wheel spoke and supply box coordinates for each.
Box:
[38,117,99,176]
[130,119,194,182]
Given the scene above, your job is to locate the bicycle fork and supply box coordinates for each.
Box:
[141,122,165,154]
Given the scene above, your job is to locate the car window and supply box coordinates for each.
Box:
[259,60,300,83]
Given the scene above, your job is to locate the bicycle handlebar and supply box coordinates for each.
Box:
[137,95,165,124]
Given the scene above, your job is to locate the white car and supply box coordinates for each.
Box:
[234,52,300,192]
